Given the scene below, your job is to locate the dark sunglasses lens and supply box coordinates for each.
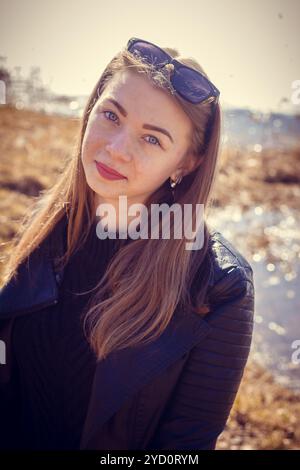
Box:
[128,41,169,67]
[172,66,212,103]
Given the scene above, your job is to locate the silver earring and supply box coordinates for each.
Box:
[170,175,183,189]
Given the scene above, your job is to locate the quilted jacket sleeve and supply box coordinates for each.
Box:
[149,265,255,450]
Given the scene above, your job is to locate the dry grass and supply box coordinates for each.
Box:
[0,105,80,277]
[212,144,300,211]
[217,362,300,450]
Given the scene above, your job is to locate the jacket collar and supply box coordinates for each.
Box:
[0,236,59,318]
[0,214,67,319]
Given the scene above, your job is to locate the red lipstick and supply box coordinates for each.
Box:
[95,161,127,181]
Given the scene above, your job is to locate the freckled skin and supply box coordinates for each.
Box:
[81,69,199,227]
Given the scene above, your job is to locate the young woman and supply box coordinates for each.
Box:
[0,37,255,451]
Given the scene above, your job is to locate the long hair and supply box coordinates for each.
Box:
[2,43,222,361]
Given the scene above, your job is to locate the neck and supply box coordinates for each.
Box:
[93,193,146,236]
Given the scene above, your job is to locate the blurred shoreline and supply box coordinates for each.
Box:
[0,105,299,449]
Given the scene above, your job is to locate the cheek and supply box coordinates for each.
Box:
[82,125,106,162]
[136,161,172,188]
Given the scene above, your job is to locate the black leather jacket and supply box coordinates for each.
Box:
[0,221,255,450]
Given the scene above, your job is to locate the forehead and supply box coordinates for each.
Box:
[98,69,193,143]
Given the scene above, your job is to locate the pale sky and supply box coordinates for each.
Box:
[0,0,299,112]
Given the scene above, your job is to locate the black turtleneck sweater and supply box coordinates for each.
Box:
[10,223,133,450]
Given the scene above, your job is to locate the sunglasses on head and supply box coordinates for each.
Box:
[126,37,220,106]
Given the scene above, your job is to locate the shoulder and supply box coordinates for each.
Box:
[204,228,255,310]
[189,230,255,372]
[208,228,254,287]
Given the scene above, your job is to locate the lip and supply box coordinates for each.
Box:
[95,161,127,180]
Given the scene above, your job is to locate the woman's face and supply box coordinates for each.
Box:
[81,68,197,211]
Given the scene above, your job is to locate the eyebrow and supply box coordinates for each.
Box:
[103,98,174,144]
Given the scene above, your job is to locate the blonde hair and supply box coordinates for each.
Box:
[3,43,222,361]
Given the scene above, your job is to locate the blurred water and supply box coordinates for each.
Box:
[207,205,300,392]
[12,90,300,153]
[222,108,300,152]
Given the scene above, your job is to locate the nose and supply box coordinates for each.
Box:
[105,130,133,163]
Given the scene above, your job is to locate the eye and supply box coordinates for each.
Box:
[144,135,161,147]
[102,110,163,148]
[103,110,118,123]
